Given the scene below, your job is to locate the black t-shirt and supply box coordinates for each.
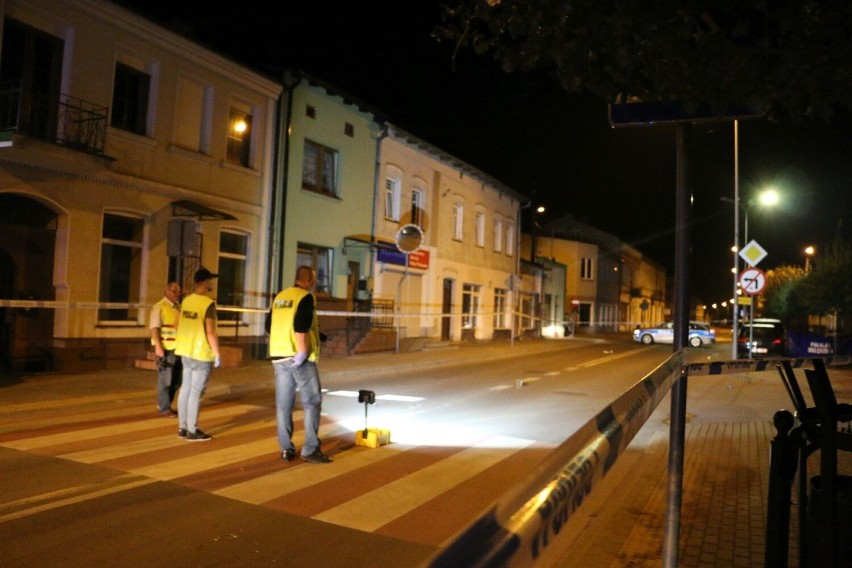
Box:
[293,293,314,333]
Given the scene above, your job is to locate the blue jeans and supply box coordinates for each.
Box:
[156,350,181,412]
[273,359,322,456]
[177,357,212,434]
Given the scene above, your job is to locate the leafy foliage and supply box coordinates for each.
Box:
[762,264,806,319]
[799,237,852,317]
[760,238,852,331]
[435,0,852,120]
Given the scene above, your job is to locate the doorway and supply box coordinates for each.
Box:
[441,278,453,340]
[0,194,58,371]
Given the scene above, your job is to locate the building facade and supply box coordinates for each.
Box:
[270,74,382,307]
[371,125,529,342]
[0,0,281,371]
[526,219,668,333]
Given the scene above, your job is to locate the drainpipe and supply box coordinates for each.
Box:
[368,122,389,284]
[514,198,531,346]
[268,71,302,295]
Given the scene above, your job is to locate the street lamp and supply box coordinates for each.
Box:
[804,245,815,272]
[721,187,779,358]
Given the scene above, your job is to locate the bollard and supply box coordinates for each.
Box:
[765,410,799,568]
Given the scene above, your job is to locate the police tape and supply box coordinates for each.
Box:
[0,299,544,321]
[683,356,850,376]
[426,351,686,568]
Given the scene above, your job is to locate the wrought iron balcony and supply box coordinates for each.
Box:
[0,81,107,155]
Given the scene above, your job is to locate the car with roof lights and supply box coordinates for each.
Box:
[633,321,716,348]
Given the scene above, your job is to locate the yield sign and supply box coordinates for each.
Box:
[739,268,767,295]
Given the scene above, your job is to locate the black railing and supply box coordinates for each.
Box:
[0,82,107,155]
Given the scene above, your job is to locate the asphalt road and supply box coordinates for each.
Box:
[0,336,745,567]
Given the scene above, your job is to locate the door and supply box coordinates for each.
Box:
[346,261,359,311]
[0,194,57,371]
[441,278,453,340]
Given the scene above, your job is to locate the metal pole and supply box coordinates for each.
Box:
[664,122,691,568]
[395,256,409,354]
[731,120,740,359]
[745,210,754,359]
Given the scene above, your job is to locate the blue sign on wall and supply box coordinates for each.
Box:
[377,247,407,266]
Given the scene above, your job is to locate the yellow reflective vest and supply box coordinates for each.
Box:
[269,286,319,362]
[175,293,216,362]
[151,298,179,350]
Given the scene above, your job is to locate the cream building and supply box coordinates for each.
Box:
[372,125,529,342]
[0,0,281,371]
[522,233,667,333]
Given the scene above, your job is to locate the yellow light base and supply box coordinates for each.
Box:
[355,428,391,448]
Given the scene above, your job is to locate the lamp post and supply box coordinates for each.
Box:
[721,188,779,358]
[804,245,815,272]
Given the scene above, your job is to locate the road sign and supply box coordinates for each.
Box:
[739,239,768,267]
[739,268,767,295]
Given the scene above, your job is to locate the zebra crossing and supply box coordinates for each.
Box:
[0,395,549,547]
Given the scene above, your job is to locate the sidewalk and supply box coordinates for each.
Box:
[2,338,848,567]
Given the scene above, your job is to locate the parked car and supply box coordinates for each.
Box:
[737,318,786,358]
[633,321,716,347]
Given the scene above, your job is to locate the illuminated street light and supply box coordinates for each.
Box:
[804,245,815,272]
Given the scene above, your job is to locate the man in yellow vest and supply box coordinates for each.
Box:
[174,267,220,442]
[269,266,332,463]
[149,281,181,416]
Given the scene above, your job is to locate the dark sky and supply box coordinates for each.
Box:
[117,0,852,306]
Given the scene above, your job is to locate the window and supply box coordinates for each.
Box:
[296,242,333,295]
[217,230,248,322]
[111,62,150,135]
[506,223,515,256]
[581,257,594,280]
[493,216,503,252]
[452,202,464,241]
[475,211,485,247]
[384,168,401,221]
[520,292,535,330]
[411,186,425,227]
[302,140,338,196]
[227,105,252,167]
[1,18,64,139]
[306,104,316,118]
[493,288,509,329]
[462,283,480,329]
[344,122,354,137]
[98,213,144,322]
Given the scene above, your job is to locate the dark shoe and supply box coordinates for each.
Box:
[178,428,187,438]
[159,409,177,417]
[186,429,212,442]
[302,449,332,464]
[282,448,296,462]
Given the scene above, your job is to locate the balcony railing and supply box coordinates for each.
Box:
[0,81,107,155]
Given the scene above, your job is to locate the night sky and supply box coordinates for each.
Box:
[116,0,852,306]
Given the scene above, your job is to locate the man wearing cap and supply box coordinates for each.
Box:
[149,281,182,416]
[174,267,221,442]
[269,265,332,463]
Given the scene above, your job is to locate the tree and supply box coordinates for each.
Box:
[797,237,852,324]
[761,264,806,320]
[435,1,852,120]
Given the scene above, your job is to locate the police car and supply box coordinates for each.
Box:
[633,321,717,348]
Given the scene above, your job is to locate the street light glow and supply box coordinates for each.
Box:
[759,188,779,206]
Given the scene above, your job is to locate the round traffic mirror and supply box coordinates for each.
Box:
[395,224,423,254]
